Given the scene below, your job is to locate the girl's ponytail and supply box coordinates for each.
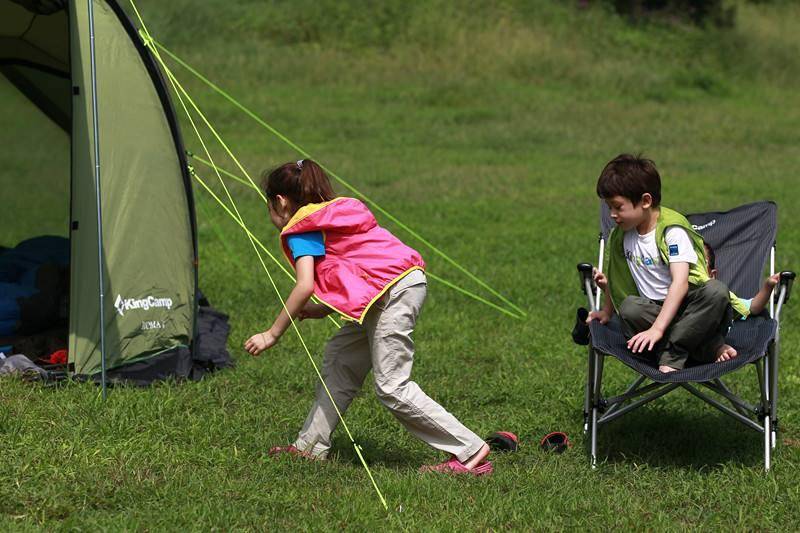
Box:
[262,158,336,207]
[298,159,336,204]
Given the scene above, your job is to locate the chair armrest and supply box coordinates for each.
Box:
[779,271,796,303]
[577,263,595,294]
[577,263,599,312]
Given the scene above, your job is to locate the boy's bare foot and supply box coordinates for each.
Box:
[658,365,678,373]
[463,443,491,470]
[714,344,738,363]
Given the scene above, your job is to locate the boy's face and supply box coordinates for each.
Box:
[604,194,650,231]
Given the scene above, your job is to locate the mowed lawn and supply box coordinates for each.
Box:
[2,1,800,529]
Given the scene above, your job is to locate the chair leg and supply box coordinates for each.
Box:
[586,347,596,463]
[764,414,771,472]
[591,405,598,469]
[769,341,779,451]
[590,350,604,469]
[755,356,773,471]
[584,345,593,434]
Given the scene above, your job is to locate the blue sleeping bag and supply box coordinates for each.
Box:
[0,236,69,336]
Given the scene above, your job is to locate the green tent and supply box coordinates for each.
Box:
[0,0,198,382]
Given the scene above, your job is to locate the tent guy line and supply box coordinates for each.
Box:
[128,0,527,510]
[186,154,524,320]
[184,153,525,320]
[128,0,388,511]
[192,181,342,329]
[144,28,342,329]
[150,37,527,320]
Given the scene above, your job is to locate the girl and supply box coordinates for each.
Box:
[244,159,492,475]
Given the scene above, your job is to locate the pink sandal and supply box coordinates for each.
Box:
[268,445,318,460]
[419,456,493,476]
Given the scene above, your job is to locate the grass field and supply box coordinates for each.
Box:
[2,0,800,529]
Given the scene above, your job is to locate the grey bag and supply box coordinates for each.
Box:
[0,354,48,380]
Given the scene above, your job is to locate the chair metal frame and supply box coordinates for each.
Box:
[577,232,794,471]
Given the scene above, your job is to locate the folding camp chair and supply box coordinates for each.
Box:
[576,201,795,470]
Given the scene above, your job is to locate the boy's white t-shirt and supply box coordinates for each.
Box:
[623,226,698,301]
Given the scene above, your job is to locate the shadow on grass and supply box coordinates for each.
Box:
[590,407,767,470]
[331,435,421,471]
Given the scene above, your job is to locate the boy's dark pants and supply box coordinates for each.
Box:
[617,279,733,370]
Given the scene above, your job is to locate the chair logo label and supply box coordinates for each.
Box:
[114,294,174,316]
[692,219,716,231]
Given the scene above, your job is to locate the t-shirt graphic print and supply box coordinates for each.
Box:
[623,226,698,301]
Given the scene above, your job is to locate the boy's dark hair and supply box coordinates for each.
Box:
[262,159,336,207]
[596,153,661,207]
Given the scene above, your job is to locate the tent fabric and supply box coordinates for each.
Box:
[0,1,70,130]
[10,1,67,14]
[2,0,200,382]
[98,345,194,386]
[68,0,197,376]
[89,299,232,385]
[589,314,776,383]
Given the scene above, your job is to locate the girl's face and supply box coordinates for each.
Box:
[268,195,295,229]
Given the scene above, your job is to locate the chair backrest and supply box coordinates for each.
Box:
[599,201,777,298]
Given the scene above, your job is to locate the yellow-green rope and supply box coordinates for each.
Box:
[128,0,386,511]
[152,38,526,320]
[187,153,525,320]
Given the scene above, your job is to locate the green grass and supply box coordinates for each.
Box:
[2,0,800,529]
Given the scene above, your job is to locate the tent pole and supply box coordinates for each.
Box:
[88,0,108,399]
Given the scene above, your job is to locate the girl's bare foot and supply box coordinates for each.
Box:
[715,344,738,362]
[658,365,678,373]
[463,443,490,470]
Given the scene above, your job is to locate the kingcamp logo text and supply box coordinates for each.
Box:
[692,219,716,231]
[114,295,173,317]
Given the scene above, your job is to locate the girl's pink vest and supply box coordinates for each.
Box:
[280,197,425,323]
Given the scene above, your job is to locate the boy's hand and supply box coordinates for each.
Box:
[299,302,331,320]
[592,268,608,291]
[765,273,780,289]
[627,327,663,353]
[244,330,279,356]
[587,309,611,325]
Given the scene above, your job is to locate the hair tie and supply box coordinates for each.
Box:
[296,159,304,170]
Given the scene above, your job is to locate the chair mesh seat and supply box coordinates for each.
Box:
[589,315,777,383]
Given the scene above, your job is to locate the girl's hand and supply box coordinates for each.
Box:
[299,302,331,320]
[244,330,278,356]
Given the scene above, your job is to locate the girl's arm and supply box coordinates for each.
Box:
[244,256,316,356]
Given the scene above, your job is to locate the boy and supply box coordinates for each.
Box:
[587,154,743,373]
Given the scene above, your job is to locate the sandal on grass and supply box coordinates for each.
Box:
[486,431,519,452]
[268,445,318,460]
[419,457,493,476]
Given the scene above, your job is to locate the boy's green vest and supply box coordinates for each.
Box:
[606,206,749,318]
